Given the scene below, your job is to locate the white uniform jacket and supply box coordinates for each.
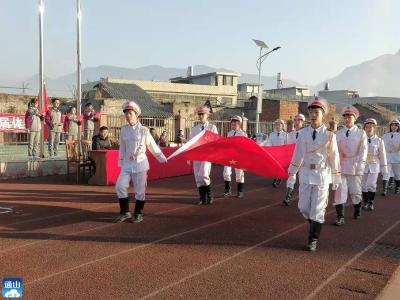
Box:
[336,125,368,175]
[383,132,400,164]
[287,128,303,145]
[118,122,166,171]
[364,135,388,174]
[288,125,341,186]
[227,129,247,138]
[190,122,218,139]
[267,130,287,146]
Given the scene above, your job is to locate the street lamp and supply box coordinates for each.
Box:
[38,0,45,157]
[253,39,281,133]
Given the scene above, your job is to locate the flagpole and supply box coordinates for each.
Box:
[38,0,45,157]
[76,0,82,148]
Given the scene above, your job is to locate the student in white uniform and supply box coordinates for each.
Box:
[288,97,341,251]
[114,101,167,223]
[284,113,306,205]
[361,118,387,211]
[267,119,288,187]
[382,119,400,194]
[190,106,218,205]
[334,106,368,226]
[223,115,247,198]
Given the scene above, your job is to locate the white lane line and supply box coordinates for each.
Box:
[305,219,400,300]
[139,221,305,300]
[25,199,282,286]
[0,183,269,255]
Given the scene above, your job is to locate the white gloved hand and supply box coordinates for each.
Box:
[158,155,168,164]
[186,160,191,166]
[332,183,339,191]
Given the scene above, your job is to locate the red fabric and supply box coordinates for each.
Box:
[91,148,192,185]
[168,131,295,179]
[25,109,31,129]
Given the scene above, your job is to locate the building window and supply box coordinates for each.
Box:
[223,75,233,86]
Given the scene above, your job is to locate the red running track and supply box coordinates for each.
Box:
[0,167,399,299]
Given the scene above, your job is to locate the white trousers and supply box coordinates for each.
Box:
[298,183,329,223]
[115,168,147,201]
[383,163,400,180]
[361,172,379,192]
[286,174,297,189]
[223,166,244,183]
[334,175,362,205]
[193,161,212,187]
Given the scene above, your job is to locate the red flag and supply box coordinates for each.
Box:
[37,83,49,140]
[168,131,295,179]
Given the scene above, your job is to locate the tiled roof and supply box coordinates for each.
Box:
[96,81,173,118]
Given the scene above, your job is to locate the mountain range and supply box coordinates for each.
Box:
[3,49,400,98]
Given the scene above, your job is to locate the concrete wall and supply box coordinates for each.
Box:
[0,159,67,180]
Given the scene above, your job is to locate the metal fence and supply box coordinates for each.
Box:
[107,115,176,142]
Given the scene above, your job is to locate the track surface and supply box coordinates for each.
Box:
[0,167,399,299]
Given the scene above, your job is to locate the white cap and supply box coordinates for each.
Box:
[122,101,141,116]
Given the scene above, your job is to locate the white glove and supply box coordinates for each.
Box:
[355,162,365,176]
[158,154,167,164]
[332,183,339,191]
[186,160,191,166]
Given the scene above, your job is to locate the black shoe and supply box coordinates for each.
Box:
[395,181,400,194]
[223,181,231,197]
[381,180,388,196]
[389,177,395,190]
[335,204,345,226]
[205,185,214,204]
[283,188,293,206]
[118,197,130,215]
[353,203,362,219]
[272,179,278,188]
[237,182,244,198]
[134,200,145,223]
[362,192,369,210]
[307,221,322,251]
[197,186,206,205]
[368,191,375,211]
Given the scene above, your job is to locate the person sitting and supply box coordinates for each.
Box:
[149,128,160,145]
[92,126,112,150]
[159,130,168,147]
[176,129,186,146]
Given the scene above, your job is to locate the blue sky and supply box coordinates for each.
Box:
[0,0,399,85]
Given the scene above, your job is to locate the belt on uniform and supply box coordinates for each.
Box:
[303,163,326,170]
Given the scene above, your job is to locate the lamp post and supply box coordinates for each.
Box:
[253,39,281,133]
[38,0,45,157]
[76,0,82,149]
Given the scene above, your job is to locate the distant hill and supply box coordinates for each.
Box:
[313,49,400,97]
[22,65,301,97]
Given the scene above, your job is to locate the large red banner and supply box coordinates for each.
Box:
[0,114,27,133]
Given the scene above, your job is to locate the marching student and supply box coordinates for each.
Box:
[333,106,368,226]
[45,98,63,158]
[284,113,306,205]
[114,101,167,223]
[383,119,400,194]
[190,106,218,205]
[83,103,98,140]
[288,97,341,251]
[63,106,81,141]
[223,115,247,198]
[268,119,288,187]
[361,118,387,211]
[25,98,44,159]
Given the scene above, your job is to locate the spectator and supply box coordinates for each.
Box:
[92,126,112,150]
[45,98,63,158]
[149,128,160,145]
[64,106,81,141]
[83,103,99,140]
[25,98,43,159]
[159,130,168,147]
[176,129,186,146]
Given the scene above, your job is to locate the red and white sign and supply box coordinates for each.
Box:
[0,114,27,133]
